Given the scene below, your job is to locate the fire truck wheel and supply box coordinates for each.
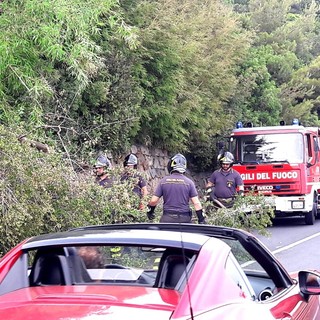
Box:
[305,205,316,225]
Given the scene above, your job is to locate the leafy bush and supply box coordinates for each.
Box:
[0,125,150,256]
[203,193,275,235]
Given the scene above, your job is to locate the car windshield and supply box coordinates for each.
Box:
[231,133,304,164]
[26,245,196,288]
[223,239,266,274]
[75,245,162,283]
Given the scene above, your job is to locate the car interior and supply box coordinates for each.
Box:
[25,244,278,302]
[27,246,195,291]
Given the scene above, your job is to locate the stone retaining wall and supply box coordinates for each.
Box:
[115,145,212,194]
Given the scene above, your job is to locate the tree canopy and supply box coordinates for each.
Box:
[2,0,320,165]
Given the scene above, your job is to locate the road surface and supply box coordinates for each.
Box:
[254,216,320,272]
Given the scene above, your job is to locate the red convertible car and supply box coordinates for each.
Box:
[0,223,319,319]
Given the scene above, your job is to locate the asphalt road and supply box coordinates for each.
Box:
[253,217,320,273]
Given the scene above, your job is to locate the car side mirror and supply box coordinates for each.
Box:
[299,271,320,295]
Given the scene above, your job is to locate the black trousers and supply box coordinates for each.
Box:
[160,211,192,223]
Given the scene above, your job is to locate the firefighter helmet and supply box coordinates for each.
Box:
[219,152,234,165]
[167,153,187,174]
[94,155,112,168]
[123,153,138,168]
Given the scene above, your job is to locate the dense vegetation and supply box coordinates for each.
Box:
[0,0,319,253]
[2,0,320,166]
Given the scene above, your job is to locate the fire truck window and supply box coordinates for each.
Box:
[314,137,319,152]
[306,135,315,165]
[313,136,318,163]
[307,135,312,157]
[236,133,304,164]
[244,145,257,162]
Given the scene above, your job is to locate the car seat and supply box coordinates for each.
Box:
[65,247,93,283]
[156,249,191,290]
[29,252,71,286]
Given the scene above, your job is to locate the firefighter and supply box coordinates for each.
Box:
[205,152,244,208]
[121,153,148,209]
[93,154,113,188]
[147,153,205,223]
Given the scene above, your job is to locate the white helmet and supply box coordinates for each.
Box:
[94,155,112,168]
[168,153,187,173]
[219,152,234,165]
[124,154,138,167]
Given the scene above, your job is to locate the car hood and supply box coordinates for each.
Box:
[0,285,180,320]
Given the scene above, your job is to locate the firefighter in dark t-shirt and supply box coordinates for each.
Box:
[93,154,113,188]
[205,152,244,208]
[121,153,148,210]
[147,153,205,223]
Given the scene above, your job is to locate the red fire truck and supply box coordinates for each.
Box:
[229,119,320,225]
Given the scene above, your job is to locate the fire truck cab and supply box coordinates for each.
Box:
[229,119,320,225]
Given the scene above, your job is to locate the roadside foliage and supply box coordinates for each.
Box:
[0,125,149,256]
[203,193,275,236]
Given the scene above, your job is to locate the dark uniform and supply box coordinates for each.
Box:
[122,153,148,210]
[120,172,147,198]
[96,176,113,188]
[208,161,243,208]
[154,173,198,222]
[93,155,113,188]
[148,153,205,224]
